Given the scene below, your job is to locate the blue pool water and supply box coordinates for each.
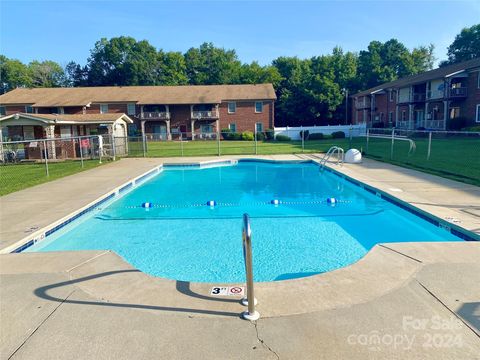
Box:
[27,161,461,282]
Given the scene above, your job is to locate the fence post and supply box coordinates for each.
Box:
[427,131,432,160]
[111,135,116,161]
[390,128,395,159]
[79,138,84,168]
[98,136,103,164]
[254,128,258,155]
[142,134,147,158]
[349,127,353,149]
[217,130,221,156]
[366,128,370,154]
[180,133,184,157]
[301,126,304,152]
[43,140,49,177]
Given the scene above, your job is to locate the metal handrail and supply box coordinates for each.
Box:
[241,213,259,321]
[319,146,344,168]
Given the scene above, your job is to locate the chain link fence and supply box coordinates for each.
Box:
[355,128,480,186]
[118,127,479,186]
[0,135,118,196]
[2,128,478,196]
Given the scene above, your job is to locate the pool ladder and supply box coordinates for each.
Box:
[319,146,344,169]
[241,213,259,321]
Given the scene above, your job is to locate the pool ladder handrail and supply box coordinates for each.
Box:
[241,213,260,321]
[319,146,344,168]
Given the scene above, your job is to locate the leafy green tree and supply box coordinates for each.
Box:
[86,37,160,86]
[157,51,188,85]
[238,61,282,87]
[446,24,480,64]
[28,60,65,87]
[0,55,31,93]
[272,56,313,125]
[65,61,88,87]
[357,39,434,89]
[184,42,242,84]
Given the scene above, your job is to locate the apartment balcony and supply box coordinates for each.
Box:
[355,100,371,109]
[140,111,170,120]
[191,110,219,119]
[448,87,467,99]
[411,93,426,102]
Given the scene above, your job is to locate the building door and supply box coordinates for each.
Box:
[415,110,424,128]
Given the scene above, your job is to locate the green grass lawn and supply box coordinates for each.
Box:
[1,136,477,197]
[129,136,479,186]
[0,160,105,196]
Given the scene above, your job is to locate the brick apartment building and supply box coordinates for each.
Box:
[0,84,276,141]
[352,58,480,130]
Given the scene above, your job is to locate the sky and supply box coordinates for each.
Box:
[1,0,479,67]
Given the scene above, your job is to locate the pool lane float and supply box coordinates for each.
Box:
[142,202,153,209]
[206,200,217,207]
[326,197,336,205]
[270,199,281,205]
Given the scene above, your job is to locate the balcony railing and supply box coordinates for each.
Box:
[191,110,219,119]
[412,93,426,102]
[355,100,371,109]
[141,111,170,120]
[424,119,446,130]
[448,87,467,98]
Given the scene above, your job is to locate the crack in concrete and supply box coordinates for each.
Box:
[416,280,479,339]
[379,244,423,263]
[253,320,280,359]
[8,289,76,359]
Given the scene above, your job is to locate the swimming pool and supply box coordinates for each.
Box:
[26,160,461,282]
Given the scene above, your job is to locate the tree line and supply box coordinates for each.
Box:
[1,24,478,126]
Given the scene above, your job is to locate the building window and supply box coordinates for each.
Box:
[389,90,394,102]
[25,106,33,113]
[450,107,460,119]
[58,107,64,114]
[401,110,406,121]
[229,123,237,132]
[476,104,480,123]
[127,103,136,116]
[0,106,5,116]
[201,124,213,133]
[388,112,393,124]
[255,101,263,113]
[227,102,236,114]
[255,122,263,132]
[100,104,109,114]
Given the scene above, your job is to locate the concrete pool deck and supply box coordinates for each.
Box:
[1,155,479,359]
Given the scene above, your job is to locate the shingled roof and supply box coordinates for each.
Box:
[0,84,277,107]
[0,113,133,124]
[354,58,480,97]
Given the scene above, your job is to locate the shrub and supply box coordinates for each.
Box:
[241,131,254,141]
[232,132,242,140]
[265,129,275,140]
[299,130,310,140]
[275,134,291,141]
[372,122,385,128]
[447,117,467,131]
[308,133,324,140]
[256,132,265,141]
[331,131,346,139]
[463,126,480,132]
[221,128,232,140]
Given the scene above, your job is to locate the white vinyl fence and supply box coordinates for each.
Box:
[274,124,367,140]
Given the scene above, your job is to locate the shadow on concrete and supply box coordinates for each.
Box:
[34,269,241,318]
[456,302,480,335]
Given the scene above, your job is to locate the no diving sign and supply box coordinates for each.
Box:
[210,286,245,296]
